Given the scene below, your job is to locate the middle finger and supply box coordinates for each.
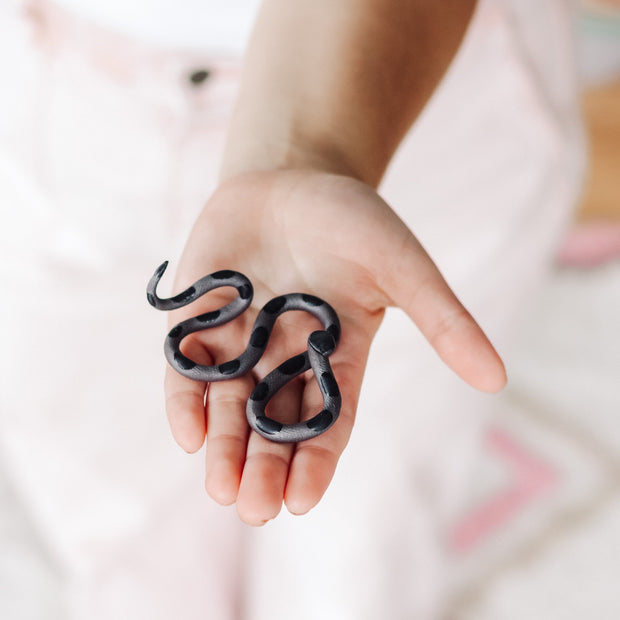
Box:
[235,374,304,526]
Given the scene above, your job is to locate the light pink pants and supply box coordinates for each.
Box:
[0,1,585,618]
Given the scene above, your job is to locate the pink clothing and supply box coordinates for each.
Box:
[557,222,620,266]
[0,0,585,618]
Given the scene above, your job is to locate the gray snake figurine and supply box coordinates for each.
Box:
[147,262,341,443]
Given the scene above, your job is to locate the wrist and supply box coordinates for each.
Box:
[219,119,376,187]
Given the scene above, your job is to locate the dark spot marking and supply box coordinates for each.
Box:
[250,326,269,348]
[327,323,340,344]
[250,382,269,401]
[174,352,196,371]
[237,284,252,300]
[218,359,241,375]
[263,296,286,314]
[278,353,306,375]
[301,293,324,307]
[146,293,156,307]
[306,410,333,431]
[188,69,211,85]
[320,372,340,398]
[168,325,183,339]
[211,270,236,280]
[196,310,220,323]
[255,416,283,435]
[308,331,335,355]
[172,286,196,304]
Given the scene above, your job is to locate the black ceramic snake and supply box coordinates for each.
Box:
[147,262,342,443]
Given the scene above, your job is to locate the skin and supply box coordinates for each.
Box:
[164,0,506,526]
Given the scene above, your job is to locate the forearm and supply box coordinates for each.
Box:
[221,0,477,187]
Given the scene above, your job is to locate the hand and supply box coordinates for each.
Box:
[163,169,506,526]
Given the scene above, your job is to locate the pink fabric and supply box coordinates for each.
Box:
[557,221,620,266]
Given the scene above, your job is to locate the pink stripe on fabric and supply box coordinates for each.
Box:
[557,221,620,267]
[450,428,557,553]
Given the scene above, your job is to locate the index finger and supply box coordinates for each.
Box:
[164,337,212,453]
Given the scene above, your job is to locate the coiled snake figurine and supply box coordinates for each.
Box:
[147,262,342,443]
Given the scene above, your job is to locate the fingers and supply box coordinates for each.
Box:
[170,318,366,523]
[164,337,212,453]
[166,342,298,522]
[285,353,364,516]
[204,375,253,506]
[205,361,356,525]
[162,269,367,522]
[374,226,507,393]
[235,377,303,525]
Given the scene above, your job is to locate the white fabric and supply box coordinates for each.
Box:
[0,0,585,618]
[51,0,263,54]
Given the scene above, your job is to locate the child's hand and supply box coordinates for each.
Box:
[163,169,506,526]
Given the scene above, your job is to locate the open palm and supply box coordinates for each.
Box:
[162,169,506,526]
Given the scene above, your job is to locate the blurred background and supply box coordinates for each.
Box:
[447,1,620,617]
[0,0,619,618]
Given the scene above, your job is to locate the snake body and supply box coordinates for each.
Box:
[147,262,341,443]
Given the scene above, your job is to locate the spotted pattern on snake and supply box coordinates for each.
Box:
[147,262,342,443]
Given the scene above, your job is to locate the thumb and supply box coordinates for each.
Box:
[367,209,507,394]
